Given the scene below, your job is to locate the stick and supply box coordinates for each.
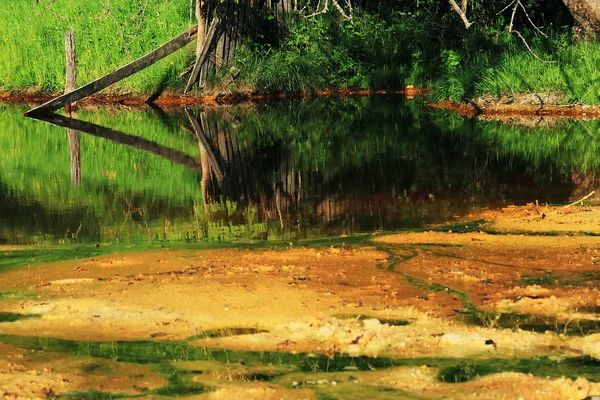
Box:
[564,191,596,208]
[25,25,199,116]
[64,30,77,106]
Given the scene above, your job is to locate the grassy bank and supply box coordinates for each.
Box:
[0,0,193,93]
[0,1,598,103]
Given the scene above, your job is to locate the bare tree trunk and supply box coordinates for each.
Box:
[196,1,208,86]
[562,0,600,37]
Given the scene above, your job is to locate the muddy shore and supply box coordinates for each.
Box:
[0,87,426,108]
[4,88,600,119]
[1,205,600,399]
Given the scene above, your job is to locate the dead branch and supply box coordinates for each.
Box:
[518,0,547,37]
[507,0,553,63]
[449,0,473,29]
[564,191,596,208]
[304,0,353,21]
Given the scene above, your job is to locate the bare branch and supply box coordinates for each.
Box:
[497,0,517,16]
[512,30,554,63]
[304,0,353,21]
[508,0,518,32]
[507,0,553,63]
[448,0,473,29]
[518,1,547,37]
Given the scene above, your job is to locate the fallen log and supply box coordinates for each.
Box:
[25,25,199,116]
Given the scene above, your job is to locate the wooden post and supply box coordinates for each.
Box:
[65,30,81,185]
[64,31,77,109]
[68,127,81,185]
[25,25,199,116]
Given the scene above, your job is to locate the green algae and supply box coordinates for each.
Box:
[3,334,600,384]
[0,312,40,323]
[438,356,600,383]
[57,391,132,400]
[188,327,269,341]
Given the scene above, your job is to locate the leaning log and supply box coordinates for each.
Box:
[185,17,220,93]
[25,25,199,116]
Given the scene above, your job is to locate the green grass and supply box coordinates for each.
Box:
[0,0,194,93]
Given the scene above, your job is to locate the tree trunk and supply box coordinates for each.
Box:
[196,1,208,86]
[562,0,600,37]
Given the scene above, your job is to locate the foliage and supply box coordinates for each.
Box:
[0,0,597,102]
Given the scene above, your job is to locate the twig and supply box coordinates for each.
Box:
[564,191,596,208]
[577,83,596,104]
[512,30,554,63]
[506,0,553,63]
[497,0,517,16]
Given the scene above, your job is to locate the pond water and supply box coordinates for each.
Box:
[3,97,600,398]
[1,96,599,245]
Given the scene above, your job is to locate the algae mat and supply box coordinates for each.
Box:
[1,205,600,399]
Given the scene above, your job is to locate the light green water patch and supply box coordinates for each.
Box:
[0,245,111,271]
[4,334,600,384]
[460,310,600,335]
[188,327,269,341]
[274,356,600,389]
[0,312,40,323]
[57,391,132,400]
[0,242,185,271]
[515,271,559,286]
[437,356,600,383]
[0,291,36,300]
[517,270,600,289]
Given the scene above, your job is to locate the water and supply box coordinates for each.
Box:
[3,97,600,398]
[1,96,599,245]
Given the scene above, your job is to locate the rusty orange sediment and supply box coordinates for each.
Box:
[1,87,431,109]
[428,99,600,118]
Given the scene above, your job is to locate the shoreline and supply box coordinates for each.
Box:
[0,87,427,108]
[3,88,600,119]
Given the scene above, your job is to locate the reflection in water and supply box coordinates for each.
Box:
[1,97,599,244]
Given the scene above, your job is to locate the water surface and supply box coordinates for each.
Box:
[1,97,599,244]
